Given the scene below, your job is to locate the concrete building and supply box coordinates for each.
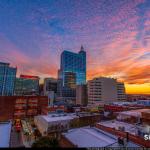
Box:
[15,75,39,96]
[76,84,88,106]
[117,82,126,101]
[0,62,17,96]
[88,77,126,104]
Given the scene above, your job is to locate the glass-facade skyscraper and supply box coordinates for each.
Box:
[14,75,39,96]
[0,62,17,96]
[58,46,86,99]
[61,46,86,85]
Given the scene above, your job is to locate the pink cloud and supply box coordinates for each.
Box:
[0,33,58,78]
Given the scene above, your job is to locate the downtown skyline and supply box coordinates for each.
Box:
[0,0,150,94]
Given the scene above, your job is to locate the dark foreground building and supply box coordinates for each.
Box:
[0,96,48,121]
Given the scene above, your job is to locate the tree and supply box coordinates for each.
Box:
[32,136,59,148]
[33,129,42,139]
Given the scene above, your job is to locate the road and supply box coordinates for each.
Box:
[10,127,24,148]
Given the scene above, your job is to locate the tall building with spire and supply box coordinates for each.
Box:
[57,46,86,102]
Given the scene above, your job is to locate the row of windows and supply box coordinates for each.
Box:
[88,88,101,90]
[0,66,16,96]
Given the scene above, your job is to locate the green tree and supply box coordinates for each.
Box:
[32,136,59,148]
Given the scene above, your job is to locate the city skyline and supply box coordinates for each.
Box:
[0,0,150,94]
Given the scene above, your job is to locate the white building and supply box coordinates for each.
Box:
[34,113,77,136]
[88,77,126,104]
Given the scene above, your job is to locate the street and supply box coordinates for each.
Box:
[10,127,24,148]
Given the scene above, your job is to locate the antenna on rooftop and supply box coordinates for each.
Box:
[80,45,84,51]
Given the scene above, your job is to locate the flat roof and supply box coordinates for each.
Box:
[118,109,150,117]
[63,127,140,147]
[98,120,138,135]
[39,113,77,123]
[112,101,137,106]
[37,112,100,123]
[0,122,11,148]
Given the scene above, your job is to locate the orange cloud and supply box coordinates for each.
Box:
[125,83,150,94]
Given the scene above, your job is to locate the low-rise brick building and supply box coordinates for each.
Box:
[0,96,48,121]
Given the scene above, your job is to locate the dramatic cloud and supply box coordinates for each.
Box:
[0,0,149,94]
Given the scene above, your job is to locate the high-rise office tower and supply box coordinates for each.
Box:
[57,46,86,101]
[0,62,17,96]
[15,75,39,96]
[61,46,86,85]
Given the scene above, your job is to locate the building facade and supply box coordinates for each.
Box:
[57,46,86,101]
[117,82,126,101]
[0,62,17,96]
[15,75,39,96]
[61,72,76,98]
[76,84,88,106]
[60,46,86,85]
[43,78,58,106]
[0,96,48,121]
[43,78,57,96]
[88,77,126,103]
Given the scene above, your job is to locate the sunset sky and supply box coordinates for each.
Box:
[0,0,149,94]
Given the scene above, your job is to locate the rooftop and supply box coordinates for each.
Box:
[111,101,137,106]
[0,122,12,148]
[63,127,141,147]
[98,120,138,135]
[0,62,9,65]
[38,113,77,123]
[118,109,150,117]
[36,112,100,123]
